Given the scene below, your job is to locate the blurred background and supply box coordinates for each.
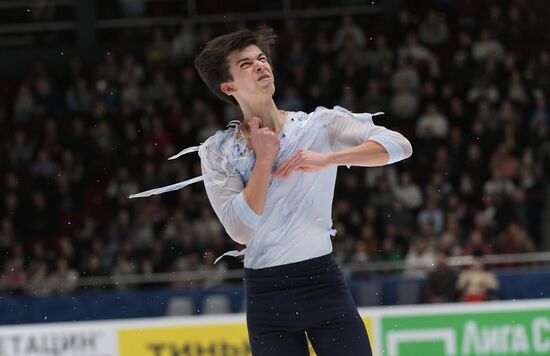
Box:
[1,0,550,325]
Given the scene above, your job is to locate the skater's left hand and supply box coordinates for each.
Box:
[273,149,332,179]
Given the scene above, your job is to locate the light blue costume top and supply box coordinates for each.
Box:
[130,106,412,269]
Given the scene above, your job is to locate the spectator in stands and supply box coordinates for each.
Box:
[392,171,423,210]
[498,221,535,254]
[364,35,393,73]
[398,33,439,76]
[8,131,34,169]
[439,217,463,256]
[467,76,500,104]
[404,237,435,278]
[30,149,58,180]
[530,51,550,94]
[12,84,35,125]
[81,254,108,282]
[472,29,504,61]
[146,70,176,109]
[456,259,499,302]
[49,258,79,294]
[112,255,136,291]
[200,250,227,289]
[417,197,445,235]
[418,10,449,48]
[120,77,143,111]
[365,163,399,189]
[146,28,171,65]
[391,57,420,91]
[416,103,449,139]
[386,199,415,236]
[375,235,403,264]
[477,50,505,82]
[390,83,419,120]
[463,229,493,257]
[191,206,223,248]
[425,254,457,303]
[394,9,416,43]
[119,54,144,86]
[483,168,516,200]
[96,53,119,86]
[26,261,53,296]
[66,77,93,114]
[171,20,197,61]
[368,176,394,213]
[425,171,453,200]
[486,5,506,41]
[0,219,15,251]
[360,80,389,114]
[57,236,76,266]
[332,15,366,51]
[107,167,139,201]
[0,257,26,295]
[528,91,550,129]
[357,224,380,256]
[277,86,304,112]
[348,240,370,264]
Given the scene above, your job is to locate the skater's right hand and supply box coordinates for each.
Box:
[248,116,280,166]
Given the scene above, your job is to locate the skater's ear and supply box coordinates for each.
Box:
[220,82,236,96]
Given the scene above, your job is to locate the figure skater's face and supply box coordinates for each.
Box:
[220,45,275,102]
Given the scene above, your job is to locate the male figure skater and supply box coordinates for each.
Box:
[132,28,412,355]
[194,27,412,356]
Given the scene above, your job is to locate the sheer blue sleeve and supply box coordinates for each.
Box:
[198,131,260,245]
[323,106,413,164]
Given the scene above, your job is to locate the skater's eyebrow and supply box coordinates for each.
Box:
[236,52,266,65]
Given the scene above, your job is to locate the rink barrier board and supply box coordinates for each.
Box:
[0,299,548,356]
[118,316,374,356]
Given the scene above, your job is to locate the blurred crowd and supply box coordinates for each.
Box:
[1,1,550,300]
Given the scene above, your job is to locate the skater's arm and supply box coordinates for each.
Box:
[274,110,412,178]
[326,110,412,165]
[202,165,258,245]
[201,117,279,244]
[329,139,391,167]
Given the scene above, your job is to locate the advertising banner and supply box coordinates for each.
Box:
[118,316,375,356]
[0,299,548,356]
[119,322,251,356]
[380,304,550,356]
[0,325,117,356]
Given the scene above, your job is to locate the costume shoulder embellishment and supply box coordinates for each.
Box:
[332,105,384,125]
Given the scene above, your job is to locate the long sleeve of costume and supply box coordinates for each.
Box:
[325,106,413,164]
[199,134,260,245]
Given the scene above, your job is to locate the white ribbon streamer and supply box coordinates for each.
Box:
[168,145,201,160]
[214,248,247,264]
[129,175,205,199]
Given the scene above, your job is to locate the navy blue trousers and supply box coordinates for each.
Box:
[244,253,372,356]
